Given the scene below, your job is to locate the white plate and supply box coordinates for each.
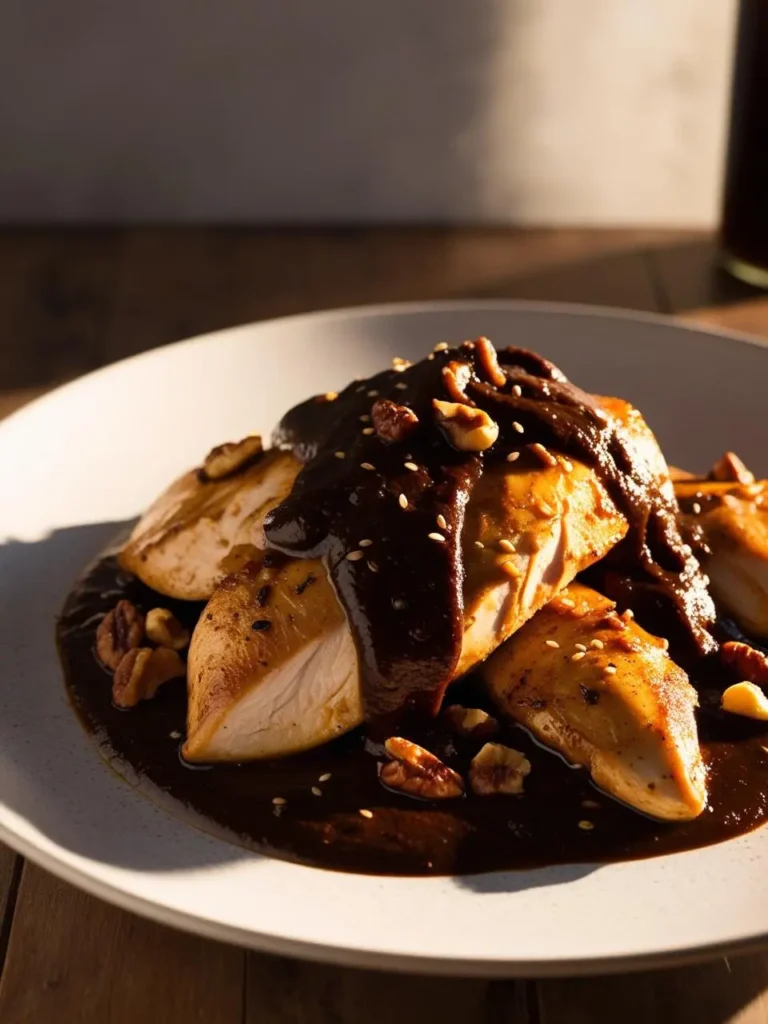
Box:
[2,300,768,977]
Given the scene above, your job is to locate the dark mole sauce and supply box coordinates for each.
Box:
[58,558,768,877]
[55,343,768,874]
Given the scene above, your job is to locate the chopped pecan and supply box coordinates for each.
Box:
[96,599,145,671]
[433,400,499,452]
[380,737,464,799]
[469,743,531,795]
[371,399,419,442]
[709,451,755,485]
[721,640,768,687]
[145,607,190,651]
[201,435,263,481]
[441,361,473,404]
[112,647,185,708]
[474,337,506,388]
[443,705,500,739]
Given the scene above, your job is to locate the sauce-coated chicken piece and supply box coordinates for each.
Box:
[483,582,707,821]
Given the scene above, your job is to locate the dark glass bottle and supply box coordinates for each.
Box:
[721,0,768,287]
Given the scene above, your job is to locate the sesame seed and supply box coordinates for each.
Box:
[398,493,408,509]
[581,799,601,810]
[590,638,604,649]
[500,560,519,578]
[545,640,560,648]
[433,342,449,352]
[531,442,558,467]
[360,414,371,422]
[604,665,617,675]
[311,786,323,797]
[436,514,447,530]
[559,598,575,608]
[361,462,375,471]
[428,532,446,542]
[427,353,435,360]
[562,459,574,473]
[359,539,373,547]
[395,382,408,390]
[578,820,595,831]
[404,461,418,472]
[393,599,407,610]
[512,384,522,398]
[272,797,287,806]
[334,451,345,459]
[572,651,586,661]
[660,637,669,651]
[575,643,587,652]
[359,808,374,819]
[692,502,702,514]
[347,550,364,561]
[324,391,338,401]
[474,540,485,548]
[367,561,379,573]
[392,357,410,371]
[624,609,634,619]
[362,426,375,435]
[367,390,379,398]
[319,773,332,782]
[169,730,181,740]
[506,451,520,462]
[499,539,515,553]
[513,421,524,434]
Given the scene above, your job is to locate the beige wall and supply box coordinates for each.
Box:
[0,0,737,225]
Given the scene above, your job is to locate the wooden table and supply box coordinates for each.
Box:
[2,227,768,1023]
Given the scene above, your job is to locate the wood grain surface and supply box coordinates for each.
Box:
[2,227,768,1023]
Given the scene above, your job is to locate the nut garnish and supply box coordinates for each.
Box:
[441,361,473,403]
[475,337,506,388]
[443,705,500,739]
[469,743,531,795]
[710,451,755,485]
[145,608,190,651]
[96,599,145,671]
[202,435,263,481]
[371,398,419,442]
[721,640,768,686]
[112,647,185,708]
[433,400,499,452]
[722,681,768,721]
[380,737,464,799]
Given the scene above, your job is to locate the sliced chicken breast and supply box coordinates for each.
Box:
[185,454,628,761]
[120,448,301,600]
[677,476,768,636]
[483,582,707,821]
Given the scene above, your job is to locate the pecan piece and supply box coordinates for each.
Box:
[474,336,506,388]
[380,737,464,799]
[96,599,145,671]
[433,399,499,452]
[709,451,755,485]
[469,743,531,795]
[145,607,190,651]
[201,435,263,481]
[112,647,185,708]
[721,640,768,687]
[371,399,419,442]
[442,705,500,739]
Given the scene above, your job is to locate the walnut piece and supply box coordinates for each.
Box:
[202,435,263,481]
[380,737,464,800]
[145,607,190,651]
[469,742,531,795]
[96,599,145,671]
[441,361,473,403]
[442,705,500,739]
[474,337,506,388]
[112,647,185,708]
[721,640,768,686]
[371,399,419,442]
[433,399,499,452]
[710,451,755,485]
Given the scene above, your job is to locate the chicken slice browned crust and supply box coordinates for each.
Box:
[483,582,707,821]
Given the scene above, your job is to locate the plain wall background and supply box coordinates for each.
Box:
[0,0,737,225]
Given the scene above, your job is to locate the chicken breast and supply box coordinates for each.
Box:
[120,448,301,600]
[184,454,628,761]
[483,582,707,821]
[677,476,768,637]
